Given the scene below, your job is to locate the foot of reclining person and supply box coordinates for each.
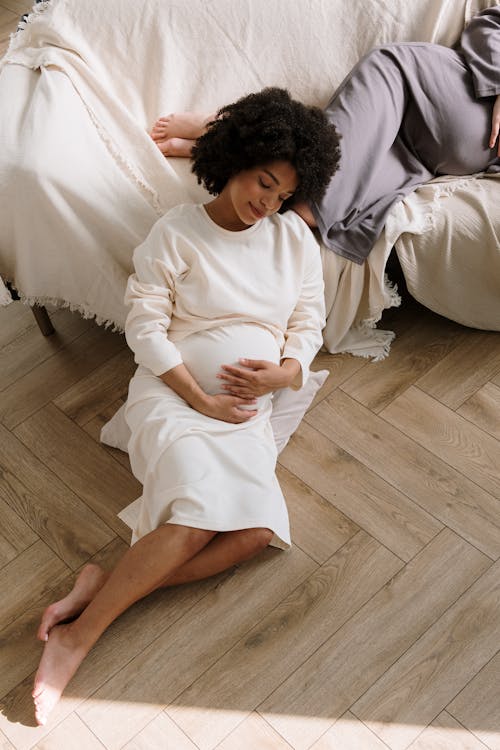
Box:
[150,112,216,157]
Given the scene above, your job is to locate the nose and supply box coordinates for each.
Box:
[261,194,279,211]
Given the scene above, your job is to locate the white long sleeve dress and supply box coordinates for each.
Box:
[121,204,325,549]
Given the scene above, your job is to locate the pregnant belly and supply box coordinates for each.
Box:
[176,324,281,406]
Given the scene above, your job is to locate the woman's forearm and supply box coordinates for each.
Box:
[159,363,210,412]
[280,358,302,387]
[161,362,258,424]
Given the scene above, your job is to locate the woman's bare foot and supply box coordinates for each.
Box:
[150,112,216,157]
[150,112,214,142]
[153,136,197,158]
[32,622,89,726]
[37,564,108,642]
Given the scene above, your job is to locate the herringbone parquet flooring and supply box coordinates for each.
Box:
[1,5,500,749]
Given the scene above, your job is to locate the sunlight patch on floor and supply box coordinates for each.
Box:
[315,716,493,750]
[1,697,497,750]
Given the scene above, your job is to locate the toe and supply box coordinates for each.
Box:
[154,139,170,155]
[152,118,170,131]
[35,708,47,726]
[151,127,168,141]
[32,682,43,699]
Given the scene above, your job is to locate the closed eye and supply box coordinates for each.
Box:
[259,173,295,202]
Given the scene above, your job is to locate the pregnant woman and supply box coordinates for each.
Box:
[32,87,340,726]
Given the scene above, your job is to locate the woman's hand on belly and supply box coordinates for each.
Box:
[217,358,301,397]
[160,362,256,422]
[201,393,258,423]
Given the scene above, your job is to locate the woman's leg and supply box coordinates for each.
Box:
[37,528,273,640]
[311,42,496,263]
[311,44,436,263]
[32,523,216,726]
[150,112,215,157]
[164,527,274,585]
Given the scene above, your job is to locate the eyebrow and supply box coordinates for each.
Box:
[263,169,296,195]
[263,169,280,186]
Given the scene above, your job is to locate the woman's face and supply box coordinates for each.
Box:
[211,160,299,231]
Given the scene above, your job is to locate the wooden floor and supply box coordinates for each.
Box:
[2,6,500,750]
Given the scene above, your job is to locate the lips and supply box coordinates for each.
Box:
[250,203,264,219]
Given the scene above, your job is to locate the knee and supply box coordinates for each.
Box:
[248,527,274,550]
[357,45,401,74]
[176,525,216,552]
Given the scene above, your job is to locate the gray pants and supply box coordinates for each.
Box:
[313,8,500,264]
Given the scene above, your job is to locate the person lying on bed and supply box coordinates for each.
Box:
[151,4,500,265]
[31,87,340,727]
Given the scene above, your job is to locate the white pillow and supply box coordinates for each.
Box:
[100,369,329,455]
[270,370,329,452]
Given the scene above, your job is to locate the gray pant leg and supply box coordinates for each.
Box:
[315,43,497,264]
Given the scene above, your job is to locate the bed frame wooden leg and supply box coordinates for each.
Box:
[4,282,55,336]
[31,304,55,336]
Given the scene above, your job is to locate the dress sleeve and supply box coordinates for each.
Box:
[460,5,500,97]
[124,218,188,376]
[281,229,326,389]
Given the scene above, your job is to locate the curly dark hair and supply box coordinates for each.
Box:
[191,87,340,207]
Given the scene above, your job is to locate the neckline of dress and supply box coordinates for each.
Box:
[199,204,265,238]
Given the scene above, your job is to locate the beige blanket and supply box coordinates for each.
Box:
[394,174,500,331]
[0,0,498,357]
